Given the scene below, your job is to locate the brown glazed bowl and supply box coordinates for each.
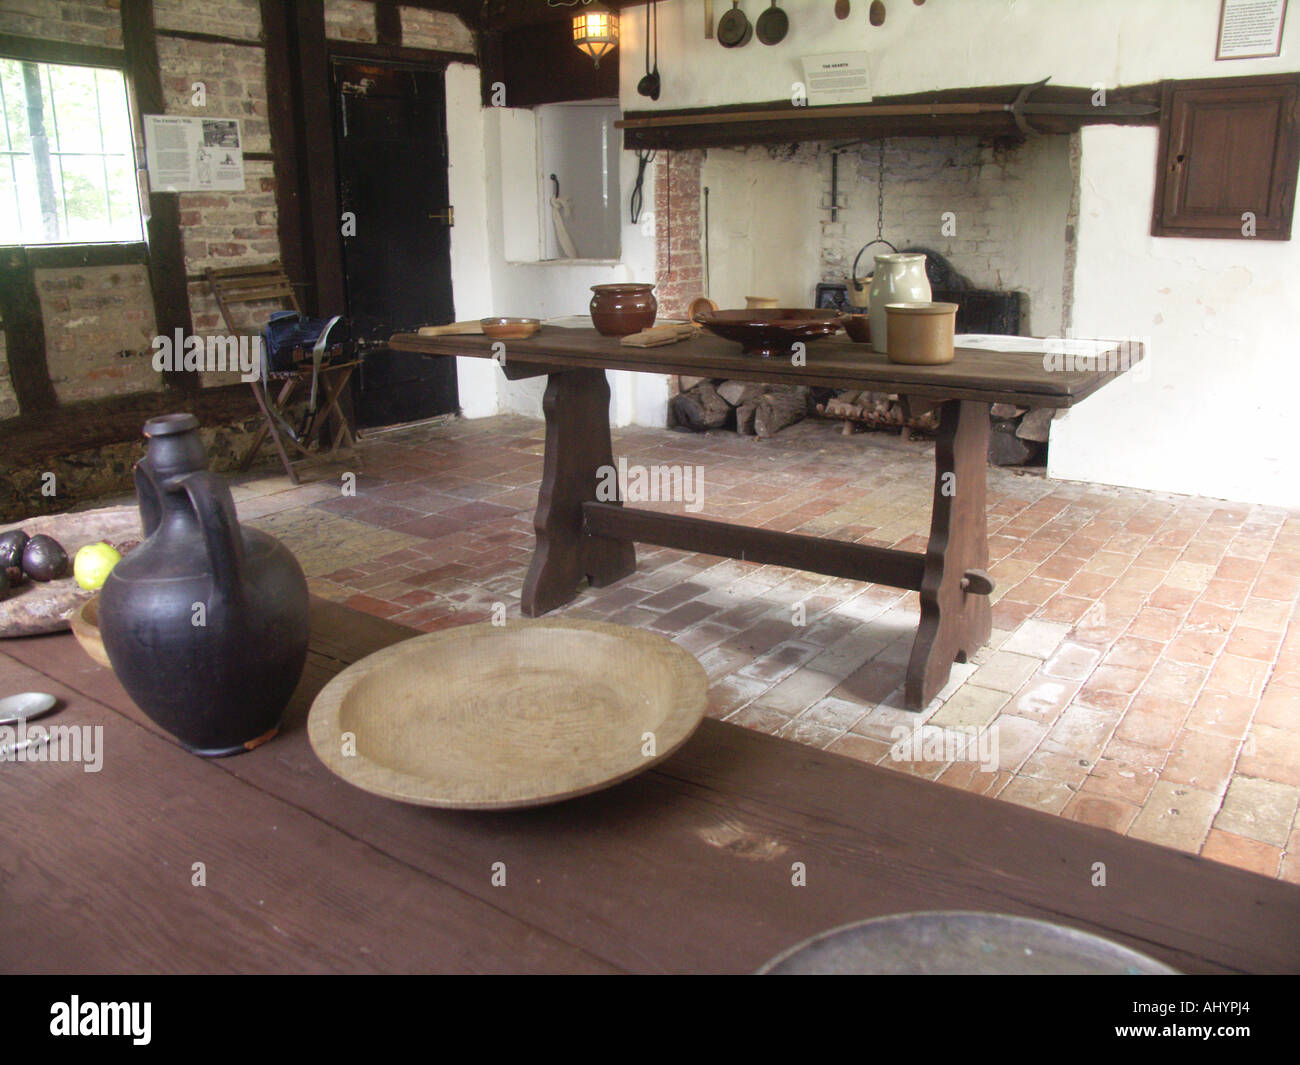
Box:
[844,314,871,344]
[590,284,657,337]
[694,309,847,358]
[480,317,540,340]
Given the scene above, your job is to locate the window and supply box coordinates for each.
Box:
[0,58,143,245]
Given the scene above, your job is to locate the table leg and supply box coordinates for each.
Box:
[905,400,993,708]
[522,369,637,617]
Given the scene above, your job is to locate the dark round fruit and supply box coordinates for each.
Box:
[0,566,8,601]
[0,529,28,570]
[22,534,69,581]
[5,565,25,588]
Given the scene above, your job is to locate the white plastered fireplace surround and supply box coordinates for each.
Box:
[442,0,1298,508]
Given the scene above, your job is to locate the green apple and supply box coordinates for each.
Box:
[73,542,122,591]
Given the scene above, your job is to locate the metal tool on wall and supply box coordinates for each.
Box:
[637,0,660,100]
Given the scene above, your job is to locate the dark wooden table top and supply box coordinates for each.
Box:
[2,599,1295,974]
[390,326,1141,408]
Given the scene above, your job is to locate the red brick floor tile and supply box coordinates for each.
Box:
[1204,653,1270,699]
[1200,829,1282,877]
[1223,626,1282,661]
[1255,685,1300,730]
[1063,793,1141,834]
[1163,728,1240,793]
[1036,594,1095,625]
[343,594,405,619]
[1127,607,1183,642]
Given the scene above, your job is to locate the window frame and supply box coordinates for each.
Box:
[0,34,147,264]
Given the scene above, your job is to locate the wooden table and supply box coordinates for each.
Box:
[1,599,1296,974]
[391,327,1139,708]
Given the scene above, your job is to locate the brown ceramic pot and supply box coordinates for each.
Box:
[590,284,657,337]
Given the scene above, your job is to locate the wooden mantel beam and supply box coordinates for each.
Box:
[621,81,1163,151]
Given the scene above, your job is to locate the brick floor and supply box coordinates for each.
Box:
[239,413,1300,882]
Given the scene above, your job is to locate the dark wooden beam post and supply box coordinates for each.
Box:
[376,2,403,47]
[294,0,345,317]
[0,247,58,414]
[121,0,198,392]
[261,0,309,302]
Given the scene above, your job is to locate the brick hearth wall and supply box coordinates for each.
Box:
[653,150,705,320]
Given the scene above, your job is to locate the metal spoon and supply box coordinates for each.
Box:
[0,691,58,725]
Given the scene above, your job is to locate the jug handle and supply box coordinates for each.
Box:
[133,462,164,537]
[172,471,244,608]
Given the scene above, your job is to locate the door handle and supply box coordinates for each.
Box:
[427,207,454,226]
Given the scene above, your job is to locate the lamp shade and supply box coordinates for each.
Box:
[573,4,619,67]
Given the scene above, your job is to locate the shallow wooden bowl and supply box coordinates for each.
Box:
[480,317,541,340]
[307,619,709,810]
[69,595,112,670]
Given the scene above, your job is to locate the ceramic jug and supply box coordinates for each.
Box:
[868,253,931,354]
[98,413,310,757]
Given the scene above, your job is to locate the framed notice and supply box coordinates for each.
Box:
[1216,0,1288,60]
[143,115,245,192]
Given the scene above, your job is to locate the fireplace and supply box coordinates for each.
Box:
[658,134,1077,467]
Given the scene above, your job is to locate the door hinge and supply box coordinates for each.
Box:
[428,207,454,226]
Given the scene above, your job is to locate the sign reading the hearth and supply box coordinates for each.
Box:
[143,115,245,193]
[800,52,871,105]
[1216,0,1288,60]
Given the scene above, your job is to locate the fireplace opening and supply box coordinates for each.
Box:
[660,134,1078,470]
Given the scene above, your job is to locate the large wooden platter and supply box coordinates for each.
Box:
[0,505,141,637]
[307,619,709,810]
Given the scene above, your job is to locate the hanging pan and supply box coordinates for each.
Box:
[718,1,752,47]
[756,1,788,45]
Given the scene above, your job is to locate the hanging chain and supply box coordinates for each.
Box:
[876,139,886,242]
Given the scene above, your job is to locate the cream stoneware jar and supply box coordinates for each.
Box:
[868,253,931,353]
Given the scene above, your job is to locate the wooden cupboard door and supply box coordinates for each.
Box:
[1153,74,1300,240]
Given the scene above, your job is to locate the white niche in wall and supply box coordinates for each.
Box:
[497,99,621,264]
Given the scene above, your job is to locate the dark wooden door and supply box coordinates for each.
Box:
[333,58,458,428]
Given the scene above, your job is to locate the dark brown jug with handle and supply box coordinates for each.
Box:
[99,413,310,756]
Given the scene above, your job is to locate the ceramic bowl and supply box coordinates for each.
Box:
[694,309,846,358]
[480,317,540,340]
[844,314,871,344]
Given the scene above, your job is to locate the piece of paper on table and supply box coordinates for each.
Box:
[956,335,1119,356]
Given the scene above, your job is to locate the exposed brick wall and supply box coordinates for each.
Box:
[0,0,122,47]
[153,0,260,40]
[400,5,473,53]
[35,265,162,403]
[0,333,18,420]
[653,150,704,320]
[155,24,280,387]
[325,0,376,42]
[157,36,271,153]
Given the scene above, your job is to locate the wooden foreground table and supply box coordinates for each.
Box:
[2,600,1296,974]
[391,327,1139,708]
